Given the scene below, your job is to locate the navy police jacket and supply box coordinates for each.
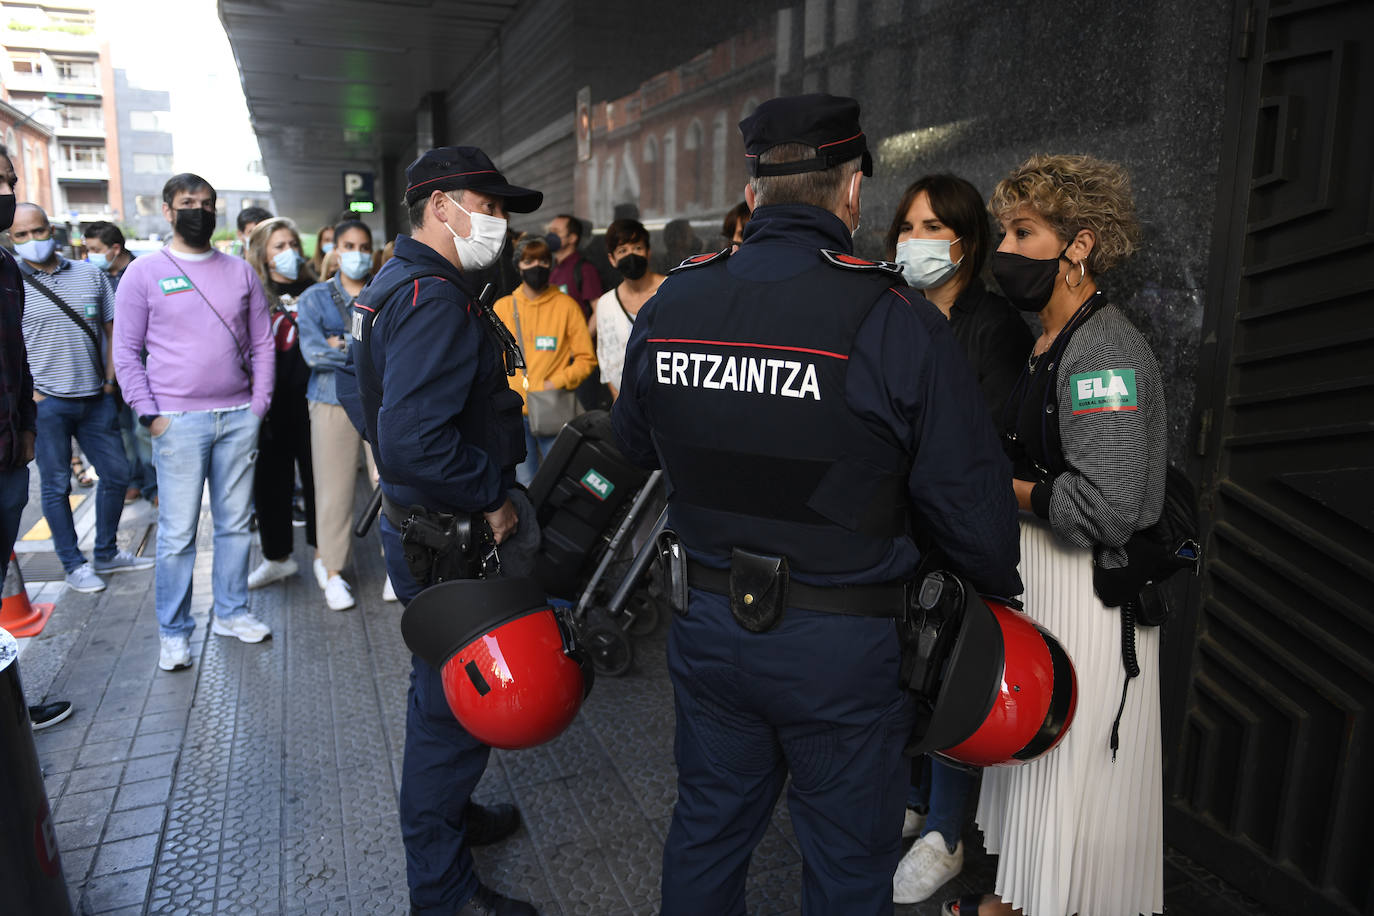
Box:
[612,205,1021,597]
[336,235,524,515]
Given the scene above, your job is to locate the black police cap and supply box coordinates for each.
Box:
[404,146,543,213]
[739,94,873,178]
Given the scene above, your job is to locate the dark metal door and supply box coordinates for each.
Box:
[1167,0,1374,913]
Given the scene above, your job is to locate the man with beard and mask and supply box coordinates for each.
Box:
[13,203,151,595]
[113,173,276,673]
[334,147,545,916]
[493,232,596,485]
[592,218,664,400]
[611,94,1022,915]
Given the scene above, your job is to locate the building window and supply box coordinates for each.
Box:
[129,110,171,132]
[247,159,265,175]
[134,195,158,216]
[54,59,96,84]
[240,198,269,212]
[133,153,173,173]
[60,143,106,172]
[10,54,40,75]
[59,105,103,131]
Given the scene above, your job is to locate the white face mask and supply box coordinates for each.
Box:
[895,237,963,289]
[444,192,507,271]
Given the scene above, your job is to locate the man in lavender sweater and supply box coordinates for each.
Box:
[113,173,276,672]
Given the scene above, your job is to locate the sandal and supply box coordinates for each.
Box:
[71,456,95,487]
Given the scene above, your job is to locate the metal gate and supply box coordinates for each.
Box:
[1166,0,1374,913]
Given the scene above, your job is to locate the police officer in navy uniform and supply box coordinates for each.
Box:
[337,147,541,916]
[612,95,1023,914]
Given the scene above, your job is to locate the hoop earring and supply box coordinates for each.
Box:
[1064,259,1086,289]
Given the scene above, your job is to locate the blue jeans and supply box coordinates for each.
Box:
[0,465,30,576]
[34,393,130,573]
[150,405,259,637]
[117,400,156,497]
[908,755,975,851]
[514,417,558,487]
[380,515,490,913]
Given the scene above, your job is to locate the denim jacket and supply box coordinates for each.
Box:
[296,277,353,406]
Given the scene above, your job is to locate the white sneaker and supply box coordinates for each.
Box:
[247,557,298,589]
[64,563,107,593]
[902,806,927,840]
[382,576,397,602]
[313,557,328,590]
[324,575,355,611]
[893,831,964,905]
[211,612,272,644]
[158,634,192,671]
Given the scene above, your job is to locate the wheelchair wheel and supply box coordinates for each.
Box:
[582,622,633,677]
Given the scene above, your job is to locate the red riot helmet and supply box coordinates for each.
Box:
[903,571,1077,767]
[401,577,594,750]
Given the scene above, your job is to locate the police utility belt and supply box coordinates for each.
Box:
[382,494,499,584]
[657,532,905,633]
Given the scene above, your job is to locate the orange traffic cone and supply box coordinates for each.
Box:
[0,552,55,638]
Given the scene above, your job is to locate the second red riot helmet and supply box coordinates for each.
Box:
[401,576,594,750]
[902,571,1077,767]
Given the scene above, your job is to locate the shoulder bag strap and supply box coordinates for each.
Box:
[22,272,104,379]
[326,276,354,327]
[161,250,250,377]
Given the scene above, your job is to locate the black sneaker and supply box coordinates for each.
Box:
[455,884,537,916]
[292,505,307,527]
[29,701,73,730]
[464,802,520,847]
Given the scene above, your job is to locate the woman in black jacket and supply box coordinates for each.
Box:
[884,174,1033,906]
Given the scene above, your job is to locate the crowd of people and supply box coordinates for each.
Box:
[0,86,1170,916]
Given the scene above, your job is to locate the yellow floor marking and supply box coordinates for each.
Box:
[20,494,86,541]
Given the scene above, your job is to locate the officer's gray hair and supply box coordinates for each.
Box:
[748,144,861,210]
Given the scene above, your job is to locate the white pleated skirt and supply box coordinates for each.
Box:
[975,515,1164,916]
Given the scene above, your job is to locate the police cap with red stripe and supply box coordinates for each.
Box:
[404,145,543,213]
[740,94,873,178]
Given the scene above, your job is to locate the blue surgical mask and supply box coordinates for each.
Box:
[272,247,302,280]
[338,250,371,280]
[16,237,57,264]
[88,251,109,270]
[321,242,335,254]
[895,237,963,290]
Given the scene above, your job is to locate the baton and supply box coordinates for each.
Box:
[355,485,383,538]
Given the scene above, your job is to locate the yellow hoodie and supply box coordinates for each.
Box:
[493,284,597,413]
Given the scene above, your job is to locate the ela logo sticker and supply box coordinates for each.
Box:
[159,276,192,295]
[1070,369,1138,414]
[535,336,557,351]
[580,469,614,501]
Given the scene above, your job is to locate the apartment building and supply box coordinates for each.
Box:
[0,1,120,229]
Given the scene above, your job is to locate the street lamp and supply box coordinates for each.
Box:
[8,103,61,132]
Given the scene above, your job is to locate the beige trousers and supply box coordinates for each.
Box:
[308,400,377,572]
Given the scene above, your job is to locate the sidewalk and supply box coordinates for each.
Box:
[21,486,1267,915]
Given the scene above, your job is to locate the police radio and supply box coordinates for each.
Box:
[473,282,525,377]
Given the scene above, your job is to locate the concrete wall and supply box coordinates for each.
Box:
[113,69,172,239]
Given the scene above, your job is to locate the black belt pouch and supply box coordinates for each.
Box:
[729,548,789,633]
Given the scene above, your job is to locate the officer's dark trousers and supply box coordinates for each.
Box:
[662,591,914,916]
[380,515,491,913]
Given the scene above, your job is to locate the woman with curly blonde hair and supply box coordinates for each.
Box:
[949,154,1166,916]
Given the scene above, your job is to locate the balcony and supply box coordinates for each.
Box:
[56,162,108,182]
[54,122,104,139]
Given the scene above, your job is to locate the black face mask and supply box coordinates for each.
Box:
[174,207,216,247]
[521,266,550,292]
[0,195,15,233]
[991,246,1069,313]
[614,253,648,281]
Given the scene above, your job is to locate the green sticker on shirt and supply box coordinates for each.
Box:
[159,276,193,295]
[535,336,557,351]
[1070,369,1137,414]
